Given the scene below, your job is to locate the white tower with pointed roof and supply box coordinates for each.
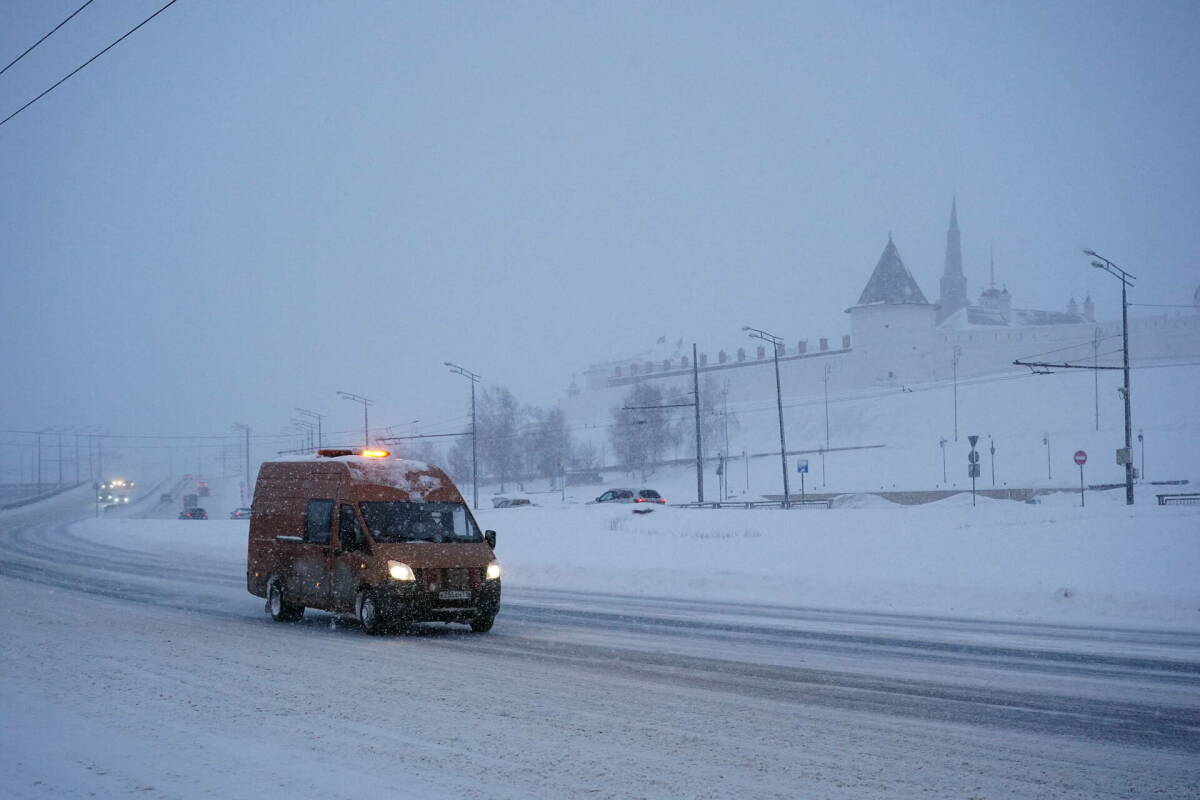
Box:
[846,236,937,385]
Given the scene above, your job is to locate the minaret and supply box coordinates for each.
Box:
[937,198,969,323]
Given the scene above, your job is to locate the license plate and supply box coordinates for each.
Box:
[438,590,471,601]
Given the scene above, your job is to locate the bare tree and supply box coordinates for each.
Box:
[522,405,572,485]
[479,385,523,491]
[609,382,675,481]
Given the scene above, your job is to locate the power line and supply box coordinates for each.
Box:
[0,0,183,130]
[0,0,97,77]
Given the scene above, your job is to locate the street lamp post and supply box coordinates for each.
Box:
[296,408,325,449]
[989,435,996,487]
[233,423,251,505]
[743,326,790,508]
[938,436,947,484]
[1043,434,1051,481]
[1138,429,1144,481]
[337,391,374,447]
[822,362,832,451]
[445,362,480,510]
[290,419,316,451]
[952,345,962,442]
[1084,248,1136,505]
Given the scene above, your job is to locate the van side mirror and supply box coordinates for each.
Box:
[484,530,496,549]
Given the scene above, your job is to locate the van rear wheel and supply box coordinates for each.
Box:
[268,581,303,622]
[469,614,495,633]
[356,589,385,635]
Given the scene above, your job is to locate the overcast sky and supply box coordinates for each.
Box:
[2,0,1197,460]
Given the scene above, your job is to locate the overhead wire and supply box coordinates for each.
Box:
[0,0,97,77]
[0,0,183,130]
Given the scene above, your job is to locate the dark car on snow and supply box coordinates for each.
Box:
[179,507,208,520]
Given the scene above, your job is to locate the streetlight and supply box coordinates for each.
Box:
[232,423,251,505]
[951,345,962,442]
[743,326,790,508]
[822,362,832,451]
[1084,248,1136,505]
[337,391,374,447]
[989,435,996,487]
[445,362,480,510]
[1138,429,1144,481]
[296,408,325,449]
[290,419,316,451]
[1042,434,1051,481]
[938,437,947,484]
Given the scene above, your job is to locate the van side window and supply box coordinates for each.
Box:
[305,499,334,544]
[339,503,363,551]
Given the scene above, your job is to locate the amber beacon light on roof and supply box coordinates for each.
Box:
[316,448,391,459]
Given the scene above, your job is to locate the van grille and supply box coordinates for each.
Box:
[418,567,479,592]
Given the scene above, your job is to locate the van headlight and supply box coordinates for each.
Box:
[387,561,416,581]
[485,561,502,581]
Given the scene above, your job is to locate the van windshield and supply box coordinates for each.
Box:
[359,501,482,543]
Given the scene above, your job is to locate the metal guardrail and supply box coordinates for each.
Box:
[1156,493,1200,506]
[673,499,831,510]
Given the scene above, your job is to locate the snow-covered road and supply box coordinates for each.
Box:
[2,489,1198,799]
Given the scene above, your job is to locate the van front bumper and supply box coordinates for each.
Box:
[376,580,501,624]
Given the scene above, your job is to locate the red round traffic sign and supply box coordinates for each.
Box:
[1074,450,1087,466]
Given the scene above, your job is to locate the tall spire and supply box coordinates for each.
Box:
[937,198,968,323]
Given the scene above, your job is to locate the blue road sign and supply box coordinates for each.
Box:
[797,459,809,474]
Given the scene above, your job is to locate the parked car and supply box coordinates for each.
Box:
[491,497,533,508]
[229,507,252,520]
[591,488,666,505]
[179,507,208,520]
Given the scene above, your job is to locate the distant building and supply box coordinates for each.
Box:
[562,201,1200,443]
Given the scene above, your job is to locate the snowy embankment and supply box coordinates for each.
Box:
[70,481,1200,631]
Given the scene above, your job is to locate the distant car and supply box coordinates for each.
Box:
[179,507,208,520]
[492,497,532,508]
[229,507,251,520]
[591,488,666,505]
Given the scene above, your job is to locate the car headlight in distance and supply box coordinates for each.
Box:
[387,560,415,581]
[485,561,501,581]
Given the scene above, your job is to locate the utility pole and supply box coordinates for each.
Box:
[692,343,704,504]
[337,391,374,447]
[1092,327,1101,431]
[56,431,63,487]
[1085,249,1136,505]
[939,436,947,484]
[1043,434,1051,481]
[35,430,43,497]
[73,431,80,484]
[444,363,480,510]
[622,349,704,503]
[744,326,789,507]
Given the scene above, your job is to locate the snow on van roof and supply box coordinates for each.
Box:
[270,454,447,499]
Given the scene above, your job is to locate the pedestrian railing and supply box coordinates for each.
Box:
[1156,493,1200,506]
[673,499,831,510]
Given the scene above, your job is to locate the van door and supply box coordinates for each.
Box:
[331,502,368,613]
[295,499,335,608]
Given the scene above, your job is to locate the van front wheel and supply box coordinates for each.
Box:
[268,581,303,622]
[356,589,385,635]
